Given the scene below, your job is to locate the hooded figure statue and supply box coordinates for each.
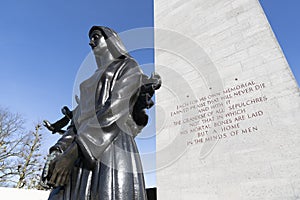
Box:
[45,26,161,200]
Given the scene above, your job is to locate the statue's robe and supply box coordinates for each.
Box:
[48,56,148,200]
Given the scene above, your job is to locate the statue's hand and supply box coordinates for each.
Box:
[150,72,162,90]
[40,151,61,189]
[43,120,55,132]
[47,143,78,187]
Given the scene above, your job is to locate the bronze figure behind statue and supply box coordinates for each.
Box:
[42,26,161,200]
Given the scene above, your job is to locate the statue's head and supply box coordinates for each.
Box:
[88,26,129,59]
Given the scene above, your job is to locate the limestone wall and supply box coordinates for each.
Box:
[154,0,300,199]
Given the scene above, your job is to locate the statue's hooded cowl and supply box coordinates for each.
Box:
[48,26,148,200]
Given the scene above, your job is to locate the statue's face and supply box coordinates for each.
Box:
[89,30,107,53]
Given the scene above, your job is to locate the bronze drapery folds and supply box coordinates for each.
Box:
[42,26,161,200]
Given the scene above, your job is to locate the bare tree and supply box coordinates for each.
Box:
[0,107,45,189]
[0,107,25,186]
[16,124,45,189]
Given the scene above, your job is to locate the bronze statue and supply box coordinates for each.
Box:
[41,26,161,200]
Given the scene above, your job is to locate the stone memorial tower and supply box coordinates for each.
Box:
[154,0,300,199]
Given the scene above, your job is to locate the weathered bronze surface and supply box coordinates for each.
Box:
[42,26,161,200]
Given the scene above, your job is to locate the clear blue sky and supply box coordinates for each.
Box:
[0,0,299,188]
